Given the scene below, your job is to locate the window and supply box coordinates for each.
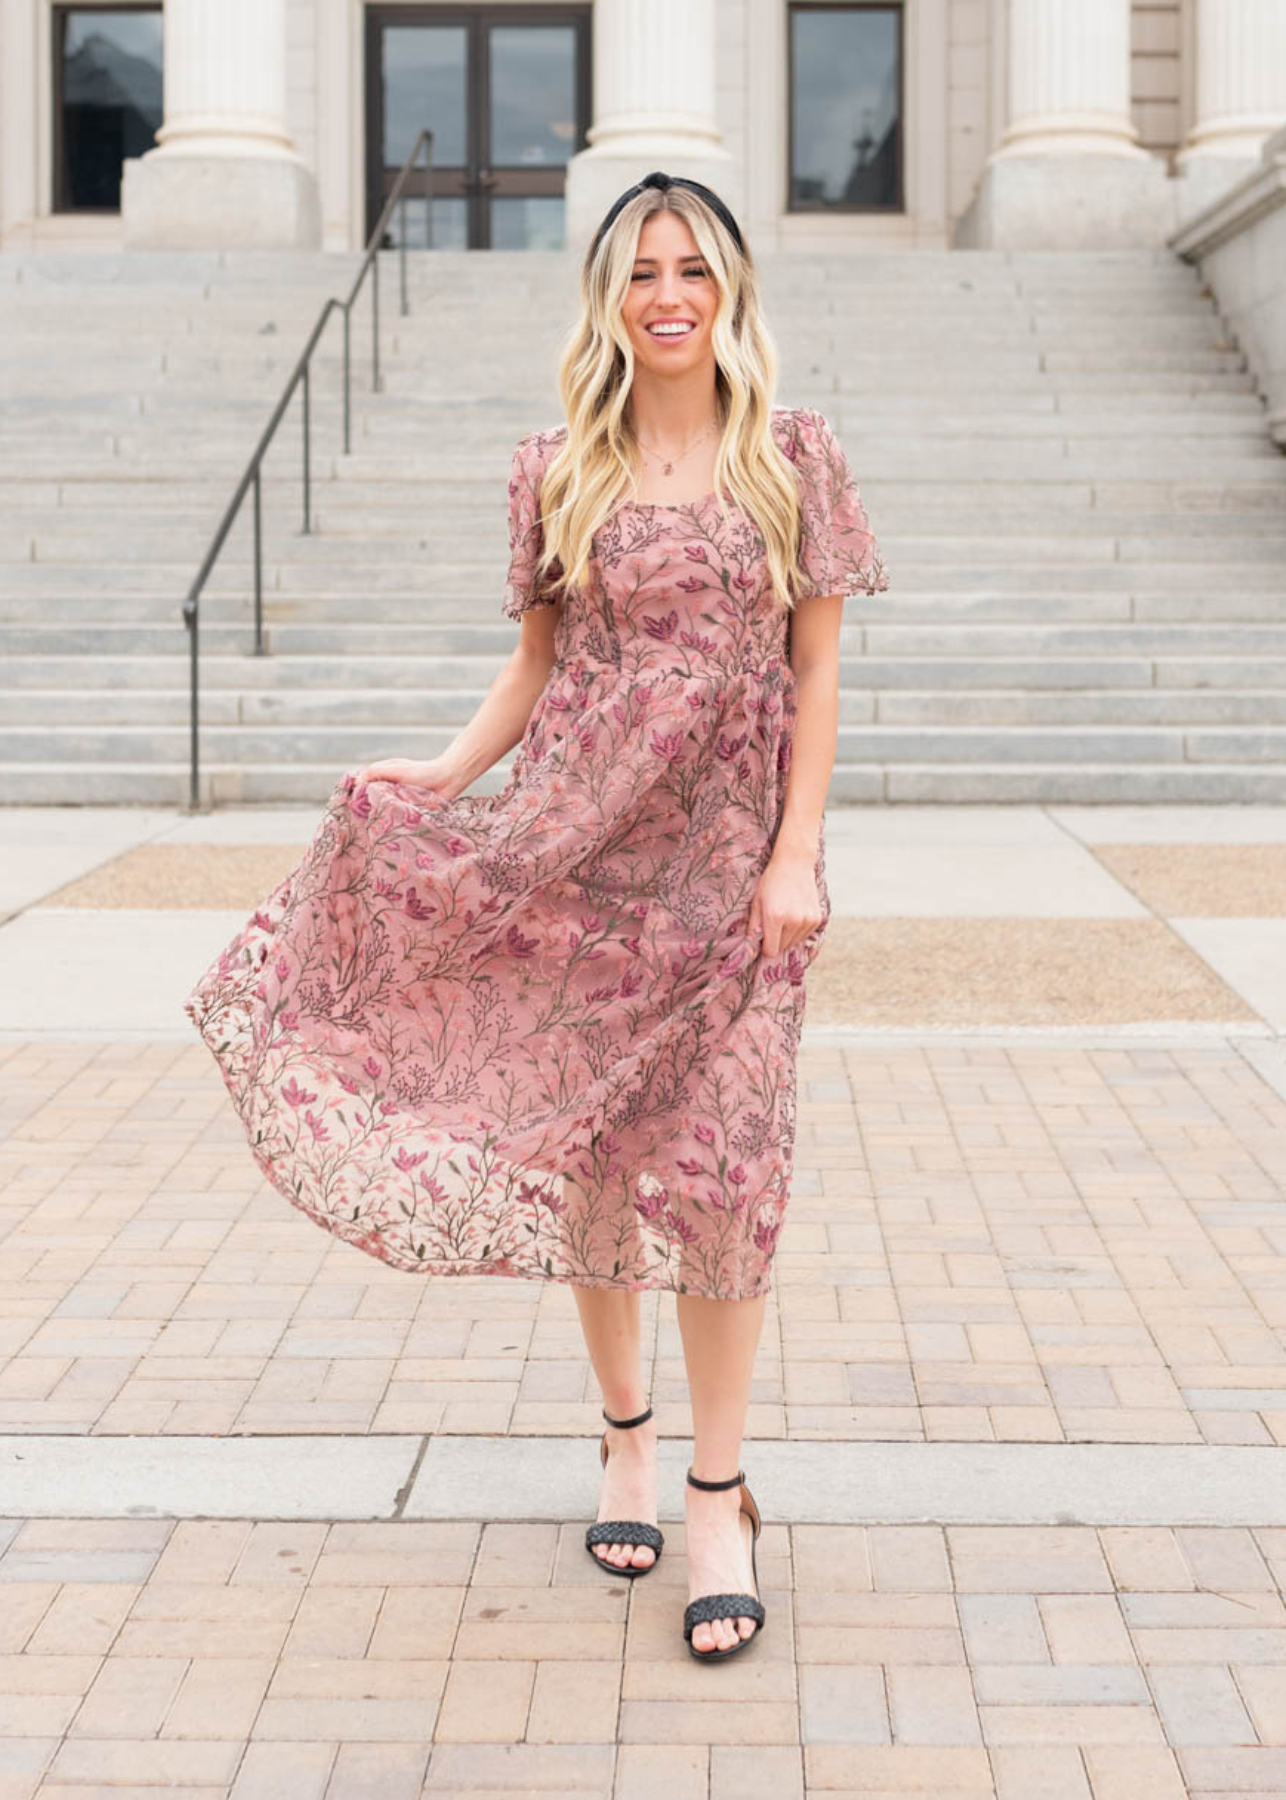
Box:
[788,3,902,212]
[54,6,163,212]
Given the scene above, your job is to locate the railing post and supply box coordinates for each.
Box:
[372,248,381,393]
[185,600,199,811]
[253,467,265,655]
[425,129,433,250]
[302,362,312,533]
[400,192,409,317]
[342,304,352,455]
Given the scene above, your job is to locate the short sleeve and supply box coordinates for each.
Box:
[501,432,565,621]
[791,407,889,602]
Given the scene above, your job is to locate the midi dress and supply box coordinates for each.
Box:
[184,403,889,1301]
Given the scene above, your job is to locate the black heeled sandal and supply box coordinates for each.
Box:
[583,1403,665,1580]
[682,1467,766,1661]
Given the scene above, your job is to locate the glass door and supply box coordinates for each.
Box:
[366,5,590,249]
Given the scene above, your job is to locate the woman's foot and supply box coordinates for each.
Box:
[684,1478,760,1654]
[592,1408,659,1572]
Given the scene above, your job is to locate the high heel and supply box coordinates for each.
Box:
[682,1467,765,1661]
[584,1403,665,1579]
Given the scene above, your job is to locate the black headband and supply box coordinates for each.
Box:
[589,169,746,259]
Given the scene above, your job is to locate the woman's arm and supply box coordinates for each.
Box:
[747,592,842,955]
[354,604,560,797]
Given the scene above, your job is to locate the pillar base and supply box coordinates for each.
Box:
[563,139,736,257]
[955,153,1175,250]
[122,151,321,251]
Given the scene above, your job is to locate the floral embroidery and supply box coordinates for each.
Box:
[185,405,888,1300]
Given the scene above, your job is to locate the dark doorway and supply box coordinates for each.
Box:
[366,5,591,249]
[54,6,163,211]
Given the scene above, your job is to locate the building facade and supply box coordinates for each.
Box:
[1,0,1284,257]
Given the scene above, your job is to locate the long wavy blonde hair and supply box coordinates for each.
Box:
[532,182,806,610]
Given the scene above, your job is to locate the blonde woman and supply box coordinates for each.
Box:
[185,170,889,1662]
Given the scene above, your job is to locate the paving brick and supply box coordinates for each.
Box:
[957,1595,1050,1665]
[1081,1743,1188,1799]
[1146,1664,1257,1745]
[887,1665,982,1743]
[433,1659,533,1742]
[991,1743,1093,1799]
[1037,1597,1137,1665]
[804,1743,994,1789]
[422,1741,615,1789]
[45,1737,246,1786]
[323,1741,430,1799]
[64,1655,187,1739]
[230,1739,336,1798]
[710,1743,804,1800]
[799,1665,889,1744]
[604,1743,703,1800]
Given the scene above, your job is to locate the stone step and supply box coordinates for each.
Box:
[4,685,1286,729]
[6,558,1284,605]
[5,720,1286,768]
[7,650,1286,693]
[10,617,1286,657]
[12,524,1286,568]
[5,758,1286,809]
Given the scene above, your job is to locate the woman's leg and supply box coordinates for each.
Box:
[571,1281,659,1571]
[675,1291,766,1653]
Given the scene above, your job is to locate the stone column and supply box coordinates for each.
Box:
[956,0,1170,248]
[998,0,1146,158]
[1176,0,1286,215]
[122,0,319,250]
[563,0,733,253]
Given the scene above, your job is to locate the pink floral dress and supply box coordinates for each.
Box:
[184,404,888,1300]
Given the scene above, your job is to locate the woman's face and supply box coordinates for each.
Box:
[620,208,717,376]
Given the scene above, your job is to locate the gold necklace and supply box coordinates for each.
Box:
[633,418,721,477]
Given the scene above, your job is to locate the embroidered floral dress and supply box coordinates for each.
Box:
[184,404,888,1300]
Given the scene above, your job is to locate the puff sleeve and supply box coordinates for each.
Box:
[791,406,889,602]
[501,431,565,621]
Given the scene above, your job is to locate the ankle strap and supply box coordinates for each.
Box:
[687,1467,744,1491]
[602,1404,653,1430]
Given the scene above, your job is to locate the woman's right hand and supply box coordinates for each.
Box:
[350,757,460,802]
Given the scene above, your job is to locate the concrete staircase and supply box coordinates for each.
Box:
[2,246,1285,805]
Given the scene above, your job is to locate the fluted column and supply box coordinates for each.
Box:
[122,0,319,250]
[1178,0,1286,194]
[955,0,1170,248]
[564,0,733,252]
[996,0,1148,158]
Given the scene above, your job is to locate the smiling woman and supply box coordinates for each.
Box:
[184,166,888,1667]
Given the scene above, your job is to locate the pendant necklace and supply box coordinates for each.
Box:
[634,418,721,477]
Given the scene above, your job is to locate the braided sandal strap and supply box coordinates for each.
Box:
[585,1520,665,1553]
[683,1592,766,1638]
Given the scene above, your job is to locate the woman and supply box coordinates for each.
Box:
[185,170,888,1663]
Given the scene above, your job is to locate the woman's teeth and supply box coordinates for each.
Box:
[648,322,693,337]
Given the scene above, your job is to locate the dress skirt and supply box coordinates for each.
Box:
[183,404,889,1301]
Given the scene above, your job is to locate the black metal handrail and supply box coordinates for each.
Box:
[180,129,435,811]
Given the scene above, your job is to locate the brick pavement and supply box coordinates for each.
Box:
[1,1038,1282,1447]
[4,806,1286,1794]
[1,1515,1285,1797]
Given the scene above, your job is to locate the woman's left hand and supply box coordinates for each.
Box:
[748,849,824,958]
